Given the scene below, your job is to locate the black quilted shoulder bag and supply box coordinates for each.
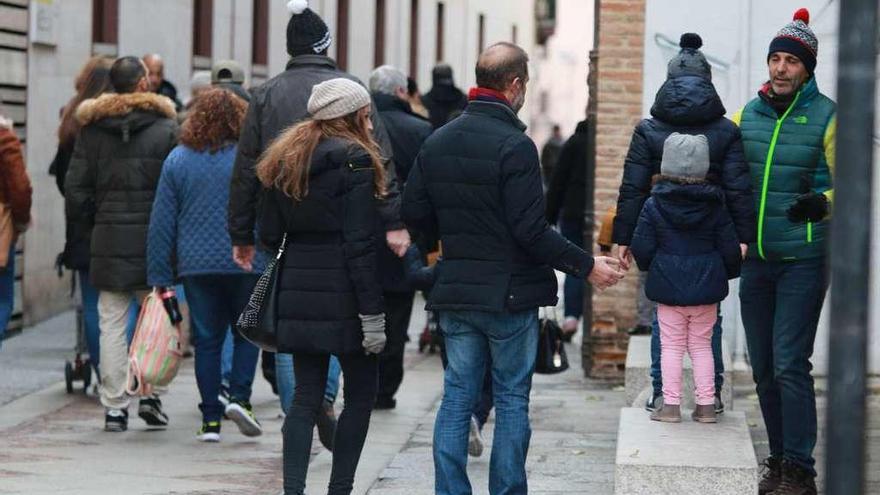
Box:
[236,234,287,352]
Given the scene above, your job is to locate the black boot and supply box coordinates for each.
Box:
[758,456,783,495]
[769,460,817,495]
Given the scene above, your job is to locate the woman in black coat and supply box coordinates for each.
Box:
[48,56,113,376]
[256,78,386,495]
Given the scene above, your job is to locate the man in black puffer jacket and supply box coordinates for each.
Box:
[65,56,178,432]
[229,2,408,274]
[404,42,623,494]
[612,33,756,413]
[368,64,433,409]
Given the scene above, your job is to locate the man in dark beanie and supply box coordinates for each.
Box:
[732,9,834,495]
[613,33,754,415]
[228,0,410,452]
[421,64,468,129]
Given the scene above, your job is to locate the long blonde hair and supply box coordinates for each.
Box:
[256,109,386,201]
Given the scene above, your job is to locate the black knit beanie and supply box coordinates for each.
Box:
[667,33,712,80]
[286,0,332,57]
[768,8,818,75]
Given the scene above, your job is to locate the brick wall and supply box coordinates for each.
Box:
[584,0,645,379]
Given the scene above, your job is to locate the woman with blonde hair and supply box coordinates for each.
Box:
[256,78,386,495]
[147,88,265,442]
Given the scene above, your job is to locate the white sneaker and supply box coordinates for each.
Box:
[225,401,263,437]
[468,416,484,458]
[196,421,221,443]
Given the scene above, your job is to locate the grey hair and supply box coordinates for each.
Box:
[369,65,407,96]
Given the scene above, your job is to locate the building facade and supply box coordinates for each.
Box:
[1,0,536,328]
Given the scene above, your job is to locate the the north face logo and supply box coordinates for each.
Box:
[794,116,809,124]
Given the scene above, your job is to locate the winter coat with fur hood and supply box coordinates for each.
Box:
[65,92,179,291]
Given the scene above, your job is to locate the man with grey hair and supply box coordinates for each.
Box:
[368,64,433,410]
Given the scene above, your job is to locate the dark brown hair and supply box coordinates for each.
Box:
[58,56,113,147]
[256,108,385,201]
[180,88,248,152]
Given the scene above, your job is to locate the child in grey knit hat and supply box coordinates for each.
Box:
[630,133,742,424]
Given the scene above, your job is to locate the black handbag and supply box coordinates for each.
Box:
[535,316,569,374]
[236,234,287,353]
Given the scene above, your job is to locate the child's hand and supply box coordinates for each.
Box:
[588,256,625,290]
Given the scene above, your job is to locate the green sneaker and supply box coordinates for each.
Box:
[197,421,221,442]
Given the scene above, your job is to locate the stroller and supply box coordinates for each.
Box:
[57,264,94,394]
[64,304,93,394]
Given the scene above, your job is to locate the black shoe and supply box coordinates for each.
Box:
[225,400,263,437]
[138,396,169,428]
[628,325,651,336]
[645,393,663,412]
[715,394,725,414]
[759,456,783,495]
[104,408,128,432]
[374,396,397,410]
[315,400,337,451]
[770,460,817,495]
[196,421,221,442]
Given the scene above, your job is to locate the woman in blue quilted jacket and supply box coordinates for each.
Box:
[146,88,265,442]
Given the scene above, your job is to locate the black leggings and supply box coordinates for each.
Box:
[282,351,378,495]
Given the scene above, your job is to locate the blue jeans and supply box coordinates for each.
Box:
[651,308,724,397]
[0,244,15,348]
[435,309,538,495]
[740,258,827,475]
[276,352,341,414]
[183,274,261,422]
[78,270,101,372]
[559,219,584,319]
[221,328,234,384]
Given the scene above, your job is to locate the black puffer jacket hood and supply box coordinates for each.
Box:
[650,75,726,126]
[65,92,179,291]
[652,180,723,229]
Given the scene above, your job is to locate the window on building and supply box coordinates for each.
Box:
[512,24,518,44]
[409,0,419,78]
[193,0,214,60]
[374,0,386,66]
[478,13,485,56]
[252,0,269,66]
[435,2,445,62]
[337,0,349,70]
[92,0,118,52]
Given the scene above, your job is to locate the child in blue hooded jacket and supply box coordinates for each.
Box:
[631,133,742,424]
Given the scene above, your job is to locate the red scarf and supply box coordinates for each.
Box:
[468,87,510,105]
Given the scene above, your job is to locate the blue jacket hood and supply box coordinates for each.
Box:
[652,179,723,229]
[650,76,726,126]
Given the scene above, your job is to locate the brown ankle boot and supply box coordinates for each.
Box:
[770,460,817,495]
[758,456,783,495]
[691,404,717,423]
[650,403,681,423]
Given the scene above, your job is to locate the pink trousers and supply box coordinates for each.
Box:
[657,303,718,406]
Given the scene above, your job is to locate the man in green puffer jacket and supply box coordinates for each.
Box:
[731,8,834,495]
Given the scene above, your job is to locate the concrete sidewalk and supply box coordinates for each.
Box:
[0,299,627,495]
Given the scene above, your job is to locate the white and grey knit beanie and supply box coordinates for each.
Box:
[307,78,371,121]
[660,133,710,180]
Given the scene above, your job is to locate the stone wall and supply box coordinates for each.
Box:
[585,0,646,379]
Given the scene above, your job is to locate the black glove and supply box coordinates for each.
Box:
[157,287,183,324]
[787,192,829,223]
